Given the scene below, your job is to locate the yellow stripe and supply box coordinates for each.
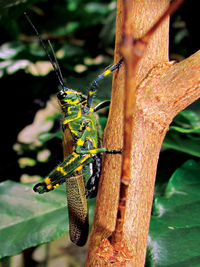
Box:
[45,177,51,185]
[68,124,79,136]
[65,152,79,166]
[47,184,53,190]
[64,107,81,124]
[65,99,80,105]
[80,121,85,130]
[89,90,95,96]
[85,119,93,129]
[73,154,90,172]
[77,139,84,146]
[89,149,97,154]
[79,119,93,130]
[64,90,82,95]
[67,107,72,114]
[82,100,87,105]
[104,69,111,76]
[45,177,53,190]
[74,165,83,172]
[57,166,67,175]
[80,154,90,163]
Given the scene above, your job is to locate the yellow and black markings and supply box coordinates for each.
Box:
[25,14,123,246]
[30,32,123,245]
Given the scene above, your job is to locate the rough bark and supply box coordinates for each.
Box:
[85,0,200,266]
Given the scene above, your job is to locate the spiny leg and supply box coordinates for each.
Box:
[86,58,123,109]
[33,151,95,194]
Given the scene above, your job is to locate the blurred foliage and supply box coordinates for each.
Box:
[0,0,115,184]
[0,180,95,260]
[0,0,200,266]
[0,1,116,265]
[148,160,200,267]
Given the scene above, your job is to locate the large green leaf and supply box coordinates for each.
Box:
[148,160,200,266]
[0,180,95,258]
[171,110,200,133]
[163,110,200,157]
[163,131,200,157]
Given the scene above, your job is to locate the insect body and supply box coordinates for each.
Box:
[34,61,122,245]
[34,62,123,192]
[25,13,123,246]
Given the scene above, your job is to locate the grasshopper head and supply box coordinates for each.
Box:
[57,89,84,107]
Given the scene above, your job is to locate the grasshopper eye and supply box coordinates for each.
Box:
[57,91,67,100]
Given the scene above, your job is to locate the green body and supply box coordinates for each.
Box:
[34,90,101,246]
[25,11,122,246]
[33,59,123,246]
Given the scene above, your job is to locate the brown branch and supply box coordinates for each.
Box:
[143,0,184,43]
[85,0,200,266]
[137,50,200,127]
[86,1,170,265]
[94,0,185,262]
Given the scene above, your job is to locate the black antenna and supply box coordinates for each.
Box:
[24,12,65,90]
[48,40,65,85]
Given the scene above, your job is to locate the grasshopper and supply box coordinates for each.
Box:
[25,13,123,246]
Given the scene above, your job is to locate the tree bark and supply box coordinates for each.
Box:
[85,0,200,266]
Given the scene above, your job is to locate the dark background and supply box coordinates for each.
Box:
[0,0,199,186]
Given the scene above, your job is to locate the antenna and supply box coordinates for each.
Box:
[48,40,65,84]
[24,12,65,90]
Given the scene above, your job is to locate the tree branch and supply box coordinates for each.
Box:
[85,0,200,266]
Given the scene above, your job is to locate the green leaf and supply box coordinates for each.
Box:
[18,157,36,168]
[163,131,200,157]
[0,180,95,258]
[162,110,200,156]
[171,110,200,133]
[148,160,200,267]
[38,131,62,143]
[58,44,84,59]
[84,3,109,14]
